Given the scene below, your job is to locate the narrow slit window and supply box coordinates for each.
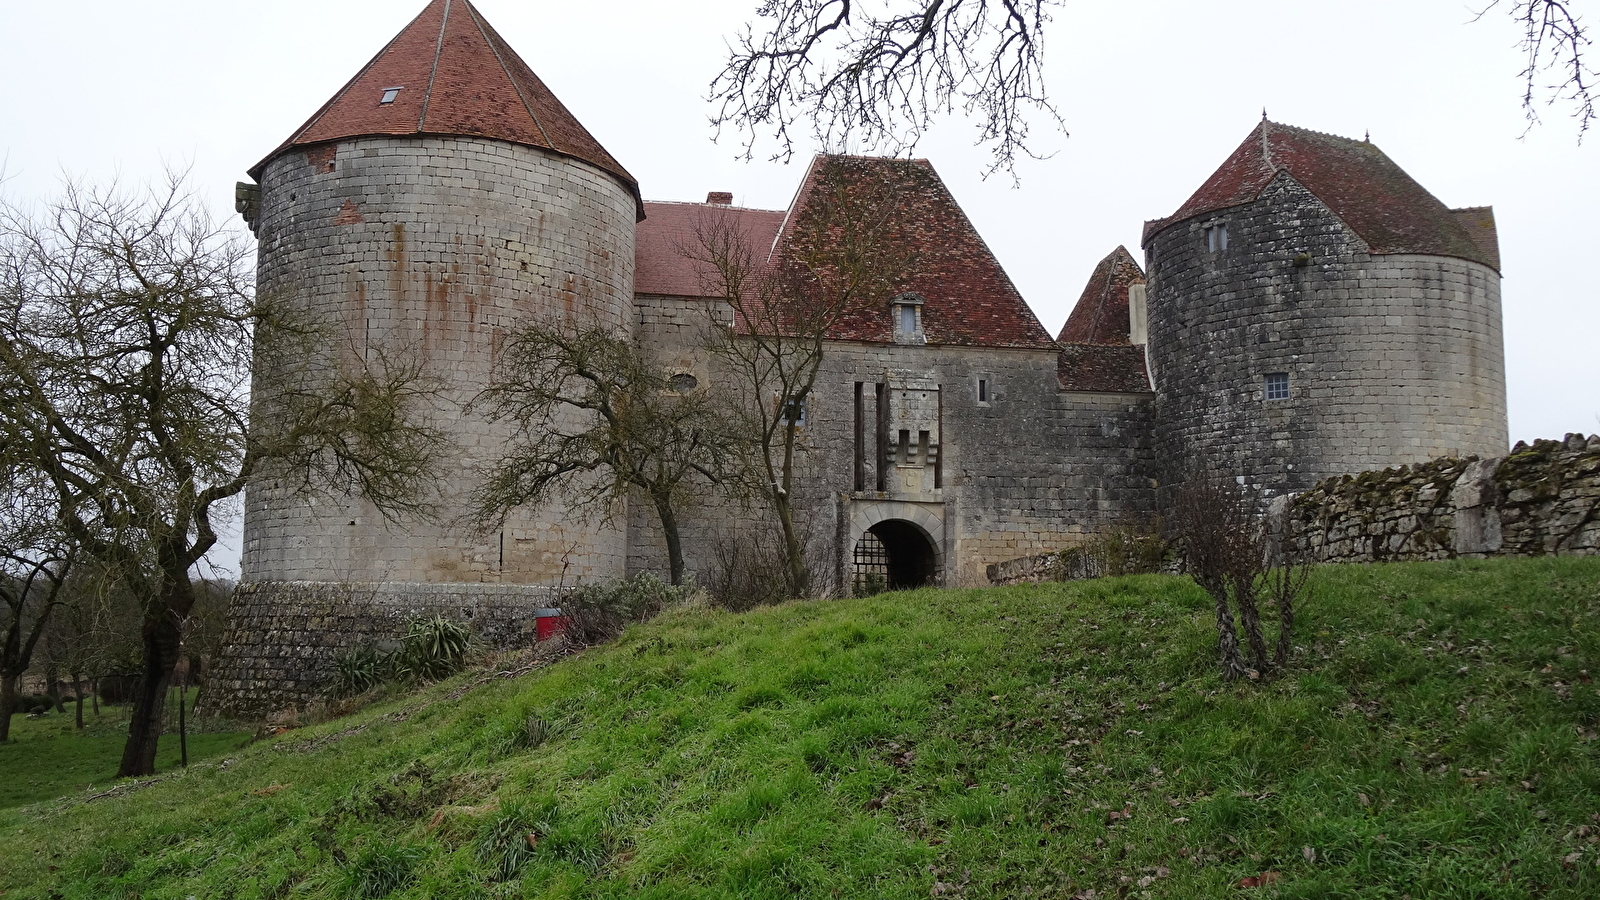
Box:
[1264,372,1290,401]
[978,378,989,403]
[380,87,403,104]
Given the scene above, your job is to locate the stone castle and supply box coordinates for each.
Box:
[213,0,1507,713]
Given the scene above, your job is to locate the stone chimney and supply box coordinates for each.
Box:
[706,191,733,205]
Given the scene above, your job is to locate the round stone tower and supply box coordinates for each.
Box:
[212,0,645,716]
[240,0,641,589]
[1141,120,1507,492]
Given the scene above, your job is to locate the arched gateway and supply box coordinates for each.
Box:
[851,518,941,594]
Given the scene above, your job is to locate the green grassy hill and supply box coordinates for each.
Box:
[3,557,1598,899]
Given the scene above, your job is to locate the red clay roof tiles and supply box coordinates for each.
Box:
[1143,121,1497,271]
[250,0,642,219]
[635,201,787,298]
[766,156,1055,349]
[1058,246,1145,345]
[1056,344,1152,393]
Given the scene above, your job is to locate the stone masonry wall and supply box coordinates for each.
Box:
[1271,434,1600,563]
[627,300,1160,590]
[1145,173,1507,494]
[244,136,637,587]
[202,581,559,720]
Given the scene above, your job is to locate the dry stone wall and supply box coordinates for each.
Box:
[202,581,559,720]
[1272,434,1600,563]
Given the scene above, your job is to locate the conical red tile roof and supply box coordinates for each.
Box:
[250,0,642,219]
[1058,246,1145,345]
[1142,121,1495,270]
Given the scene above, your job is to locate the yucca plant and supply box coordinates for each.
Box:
[392,615,473,683]
[331,644,388,698]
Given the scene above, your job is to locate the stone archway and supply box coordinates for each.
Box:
[851,518,940,593]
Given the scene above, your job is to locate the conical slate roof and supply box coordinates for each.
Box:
[250,0,642,219]
[1142,120,1496,270]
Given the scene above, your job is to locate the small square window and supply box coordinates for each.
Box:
[1206,223,1229,253]
[779,395,807,426]
[1264,372,1290,401]
[380,87,403,104]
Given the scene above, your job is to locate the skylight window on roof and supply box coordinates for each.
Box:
[380,87,403,105]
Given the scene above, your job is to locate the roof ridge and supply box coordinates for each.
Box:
[465,0,555,150]
[417,0,450,130]
[1265,119,1372,145]
[644,199,785,213]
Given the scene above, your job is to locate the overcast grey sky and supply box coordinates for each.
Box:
[4,0,1596,573]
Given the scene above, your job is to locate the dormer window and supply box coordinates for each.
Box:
[892,291,926,344]
[1205,222,1229,253]
[380,87,403,105]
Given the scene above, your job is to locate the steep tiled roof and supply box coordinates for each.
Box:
[1142,121,1497,271]
[1058,246,1145,345]
[635,201,786,297]
[1056,344,1152,393]
[250,0,642,219]
[763,156,1054,349]
[1452,206,1501,271]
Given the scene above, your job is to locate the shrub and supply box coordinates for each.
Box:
[392,615,473,683]
[704,527,793,610]
[331,645,388,698]
[327,615,475,698]
[560,574,691,645]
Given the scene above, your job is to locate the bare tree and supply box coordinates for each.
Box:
[470,318,732,586]
[0,174,442,776]
[691,156,911,596]
[715,0,1595,174]
[1170,462,1309,682]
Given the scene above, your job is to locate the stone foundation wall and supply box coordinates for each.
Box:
[201,581,558,721]
[1272,434,1600,562]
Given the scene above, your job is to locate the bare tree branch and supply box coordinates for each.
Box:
[1481,0,1598,137]
[711,0,1063,178]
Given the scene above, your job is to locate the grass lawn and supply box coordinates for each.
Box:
[1,556,1597,898]
[1,695,253,809]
